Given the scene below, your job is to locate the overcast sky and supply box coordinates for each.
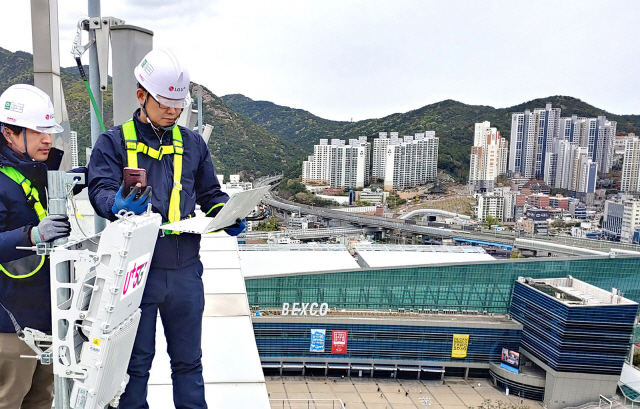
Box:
[1,0,639,121]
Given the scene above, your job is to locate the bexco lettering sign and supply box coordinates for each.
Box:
[281,302,329,316]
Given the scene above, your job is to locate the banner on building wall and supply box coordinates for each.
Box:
[310,329,326,352]
[451,334,469,358]
[331,330,348,354]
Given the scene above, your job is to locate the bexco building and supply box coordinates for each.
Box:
[244,254,640,409]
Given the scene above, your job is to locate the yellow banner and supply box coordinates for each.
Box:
[451,334,469,358]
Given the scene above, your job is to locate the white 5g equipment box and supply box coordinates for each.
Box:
[48,211,161,409]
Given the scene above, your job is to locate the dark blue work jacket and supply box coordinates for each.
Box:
[0,145,63,333]
[88,110,229,270]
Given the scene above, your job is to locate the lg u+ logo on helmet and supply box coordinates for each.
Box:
[168,86,185,92]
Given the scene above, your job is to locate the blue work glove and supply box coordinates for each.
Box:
[67,167,88,195]
[224,218,246,236]
[111,181,152,216]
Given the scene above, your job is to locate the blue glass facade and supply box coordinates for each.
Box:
[246,256,640,313]
[510,281,638,375]
[254,322,521,365]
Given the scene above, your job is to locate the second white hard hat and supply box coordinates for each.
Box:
[134,48,192,109]
[0,84,64,134]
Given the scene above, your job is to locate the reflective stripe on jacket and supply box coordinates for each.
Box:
[0,167,48,279]
[0,145,62,333]
[87,109,229,269]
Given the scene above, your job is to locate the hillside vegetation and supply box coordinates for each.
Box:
[2,47,638,182]
[223,95,640,180]
[0,47,303,177]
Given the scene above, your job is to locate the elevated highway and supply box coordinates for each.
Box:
[256,176,640,256]
[244,227,363,240]
[264,196,460,238]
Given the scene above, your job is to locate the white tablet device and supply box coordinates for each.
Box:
[161,185,271,234]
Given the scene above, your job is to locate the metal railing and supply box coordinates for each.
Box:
[245,227,363,240]
[269,399,344,409]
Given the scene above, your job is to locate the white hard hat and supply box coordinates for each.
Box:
[0,84,63,134]
[134,48,192,109]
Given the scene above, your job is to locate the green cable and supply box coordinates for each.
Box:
[75,57,106,132]
[83,80,106,132]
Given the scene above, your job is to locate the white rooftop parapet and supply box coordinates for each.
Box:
[514,238,609,256]
[147,233,269,408]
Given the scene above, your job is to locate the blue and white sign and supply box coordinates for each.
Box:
[310,329,326,352]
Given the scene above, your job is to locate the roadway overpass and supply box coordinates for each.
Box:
[253,175,640,256]
[264,197,460,238]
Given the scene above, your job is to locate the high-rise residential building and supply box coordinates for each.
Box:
[510,104,615,182]
[602,200,624,241]
[509,109,536,179]
[331,137,370,189]
[475,189,519,223]
[564,146,597,194]
[621,136,640,193]
[372,132,400,181]
[544,138,597,195]
[533,104,561,179]
[545,140,574,189]
[509,104,560,179]
[592,116,617,174]
[383,132,438,190]
[475,193,505,223]
[302,137,370,189]
[558,115,586,145]
[70,130,79,168]
[602,197,640,243]
[302,139,333,184]
[621,199,640,243]
[509,104,561,180]
[468,121,508,192]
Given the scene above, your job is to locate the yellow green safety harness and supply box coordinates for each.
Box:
[122,120,184,233]
[0,166,47,278]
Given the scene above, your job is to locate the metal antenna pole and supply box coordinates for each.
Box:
[89,0,106,234]
[197,88,203,135]
[48,171,73,409]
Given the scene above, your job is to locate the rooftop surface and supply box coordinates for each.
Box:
[355,245,495,268]
[518,276,638,306]
[238,244,360,277]
[266,376,544,409]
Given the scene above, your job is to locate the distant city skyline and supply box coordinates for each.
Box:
[1,1,639,121]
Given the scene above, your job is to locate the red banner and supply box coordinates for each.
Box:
[331,330,348,354]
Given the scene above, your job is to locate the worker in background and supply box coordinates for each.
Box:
[0,84,77,409]
[88,48,245,409]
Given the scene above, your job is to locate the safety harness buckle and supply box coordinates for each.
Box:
[25,194,37,209]
[173,181,182,191]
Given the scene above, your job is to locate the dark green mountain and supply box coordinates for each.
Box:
[192,84,304,177]
[221,94,349,149]
[0,47,302,177]
[223,94,640,180]
[2,46,638,181]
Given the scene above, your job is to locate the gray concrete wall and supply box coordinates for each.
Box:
[520,348,620,409]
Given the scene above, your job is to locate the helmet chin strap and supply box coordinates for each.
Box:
[21,128,33,161]
[1,125,32,161]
